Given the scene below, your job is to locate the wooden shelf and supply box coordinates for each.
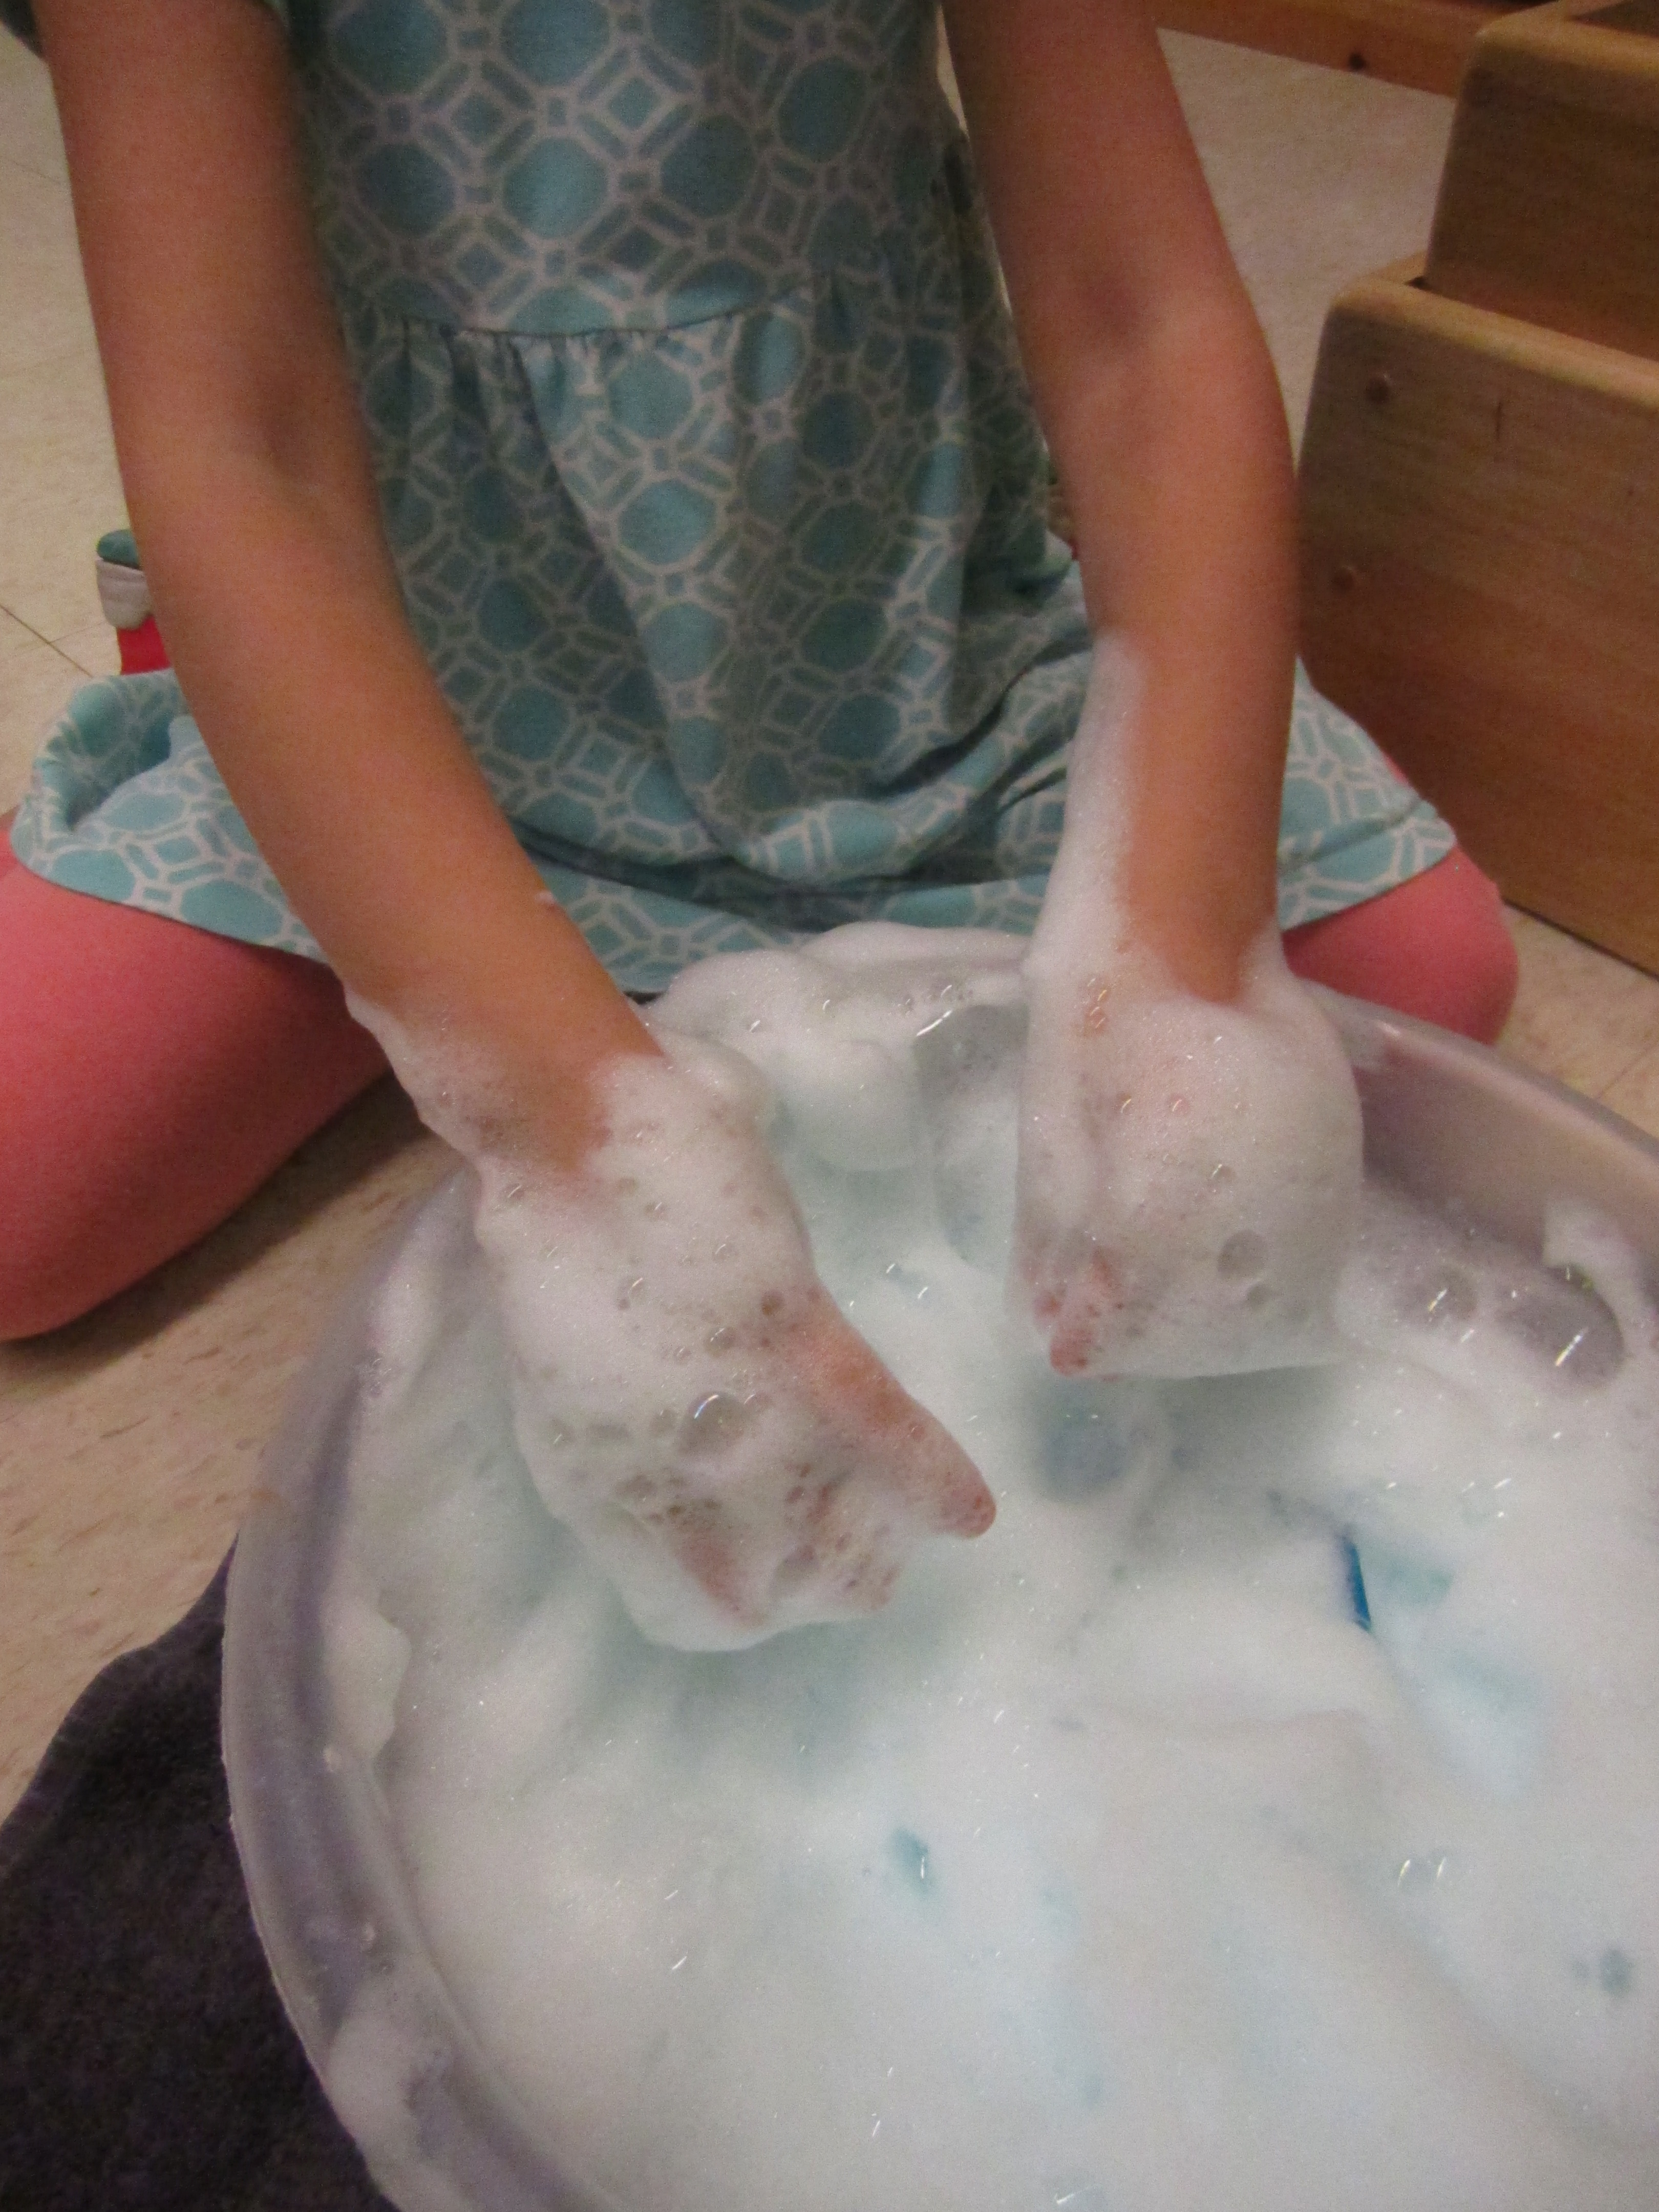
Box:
[1424,0,1659,356]
[1299,264,1659,972]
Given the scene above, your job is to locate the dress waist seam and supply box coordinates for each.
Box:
[335,247,952,345]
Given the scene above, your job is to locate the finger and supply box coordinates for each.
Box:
[790,1300,995,1538]
[895,1419,997,1537]
[1045,1249,1119,1379]
[664,1518,765,1631]
[804,1476,905,1613]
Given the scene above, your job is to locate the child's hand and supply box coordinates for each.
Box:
[1013,934,1363,1378]
[1012,641,1363,1380]
[469,1036,994,1649]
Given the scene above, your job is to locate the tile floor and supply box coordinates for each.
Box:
[5,29,1659,1819]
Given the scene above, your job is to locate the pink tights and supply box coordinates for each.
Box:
[0,824,1517,1339]
[0,825,386,1338]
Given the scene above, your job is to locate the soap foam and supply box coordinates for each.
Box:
[475,1031,990,1648]
[1015,640,1364,1377]
[321,929,1659,2212]
[1017,924,1362,1375]
[346,976,991,1650]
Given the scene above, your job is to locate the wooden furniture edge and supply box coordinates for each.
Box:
[1154,0,1519,93]
[1313,261,1659,405]
[1461,16,1659,112]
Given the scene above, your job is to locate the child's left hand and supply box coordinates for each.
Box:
[1009,644,1363,1381]
[943,0,1350,1380]
[1012,930,1363,1379]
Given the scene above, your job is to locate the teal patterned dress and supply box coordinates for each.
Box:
[6,0,1453,991]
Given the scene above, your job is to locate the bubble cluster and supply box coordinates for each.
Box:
[468,1027,988,1648]
[321,927,1659,2212]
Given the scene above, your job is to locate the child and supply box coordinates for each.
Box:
[4,0,1512,1626]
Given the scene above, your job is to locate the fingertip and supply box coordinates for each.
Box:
[1048,1327,1093,1378]
[961,1483,996,1538]
[937,1463,995,1539]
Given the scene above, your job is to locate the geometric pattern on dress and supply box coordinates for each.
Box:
[1274,667,1456,931]
[9,0,1455,991]
[10,675,316,951]
[11,653,1455,992]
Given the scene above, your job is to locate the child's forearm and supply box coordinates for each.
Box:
[1038,297,1295,1001]
[40,0,654,1169]
[135,445,658,1166]
[943,0,1296,1005]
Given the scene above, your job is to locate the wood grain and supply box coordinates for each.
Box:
[1424,0,1659,357]
[1299,266,1659,971]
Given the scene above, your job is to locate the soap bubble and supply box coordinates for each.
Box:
[1217,1230,1269,1282]
[1407,1268,1479,1328]
[913,1002,1025,1269]
[1496,1263,1625,1386]
[678,1392,753,1456]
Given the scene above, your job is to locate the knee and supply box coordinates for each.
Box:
[1283,849,1519,1044]
[0,868,390,1338]
[0,1179,114,1341]
[0,1089,159,1334]
[1,1289,87,1346]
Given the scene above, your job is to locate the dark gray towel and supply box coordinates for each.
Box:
[0,1561,393,2212]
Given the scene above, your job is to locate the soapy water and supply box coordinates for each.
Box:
[322,930,1659,2212]
[348,645,1363,1650]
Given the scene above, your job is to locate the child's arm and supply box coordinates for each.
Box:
[943,0,1292,999]
[38,0,992,1636]
[38,0,651,1168]
[942,0,1364,1377]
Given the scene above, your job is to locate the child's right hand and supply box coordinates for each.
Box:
[359,1002,994,1649]
[478,1035,993,1649]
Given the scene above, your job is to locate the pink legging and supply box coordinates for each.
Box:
[0,823,1517,1339]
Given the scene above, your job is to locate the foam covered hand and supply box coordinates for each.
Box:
[1013,646,1364,1378]
[476,1036,992,1645]
[351,999,995,1648]
[1016,933,1362,1375]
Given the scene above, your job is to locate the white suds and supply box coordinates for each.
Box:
[317,927,1659,2212]
[476,1033,990,1648]
[345,985,990,1649]
[1016,922,1362,1374]
[1011,638,1363,1376]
